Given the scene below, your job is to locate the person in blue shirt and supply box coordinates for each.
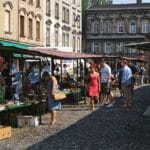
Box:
[121,60,132,108]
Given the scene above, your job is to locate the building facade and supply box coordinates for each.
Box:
[84,0,150,57]
[0,0,44,47]
[43,0,82,52]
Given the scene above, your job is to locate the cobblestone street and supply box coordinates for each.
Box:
[0,85,150,150]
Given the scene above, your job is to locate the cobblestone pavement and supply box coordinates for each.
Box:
[0,85,150,150]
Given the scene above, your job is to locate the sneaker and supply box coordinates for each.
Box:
[106,103,113,108]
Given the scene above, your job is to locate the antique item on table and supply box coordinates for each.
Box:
[54,91,66,101]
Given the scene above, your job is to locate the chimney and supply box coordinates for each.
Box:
[137,0,142,4]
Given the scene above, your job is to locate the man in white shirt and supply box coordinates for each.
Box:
[99,59,114,107]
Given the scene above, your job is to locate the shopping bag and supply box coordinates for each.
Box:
[54,91,66,101]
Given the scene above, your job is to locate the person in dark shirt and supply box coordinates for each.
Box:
[1,62,12,100]
[127,60,138,99]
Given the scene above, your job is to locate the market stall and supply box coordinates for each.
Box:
[0,45,101,126]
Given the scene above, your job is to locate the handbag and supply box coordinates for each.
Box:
[54,91,66,101]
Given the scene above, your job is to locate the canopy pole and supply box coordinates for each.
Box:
[38,58,42,125]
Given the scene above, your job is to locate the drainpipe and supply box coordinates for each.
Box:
[18,0,19,42]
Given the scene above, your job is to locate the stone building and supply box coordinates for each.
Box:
[43,0,82,53]
[0,0,44,47]
[84,0,150,58]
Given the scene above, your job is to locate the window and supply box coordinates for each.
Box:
[55,27,59,46]
[62,32,69,47]
[62,8,69,24]
[76,15,80,27]
[28,18,33,38]
[62,32,65,47]
[93,21,99,33]
[36,21,40,40]
[86,42,92,53]
[36,0,40,8]
[66,33,69,47]
[73,37,76,51]
[46,0,50,16]
[142,20,149,33]
[129,22,136,33]
[20,15,25,37]
[116,42,123,53]
[128,48,136,54]
[62,7,65,22]
[46,26,50,46]
[77,38,80,52]
[55,3,59,19]
[94,43,99,53]
[72,12,76,26]
[5,10,10,33]
[66,9,69,24]
[104,42,112,53]
[117,21,124,33]
[104,21,111,33]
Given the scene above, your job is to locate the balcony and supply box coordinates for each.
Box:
[86,32,145,40]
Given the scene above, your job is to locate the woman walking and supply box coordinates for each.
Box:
[88,65,100,111]
[42,71,61,125]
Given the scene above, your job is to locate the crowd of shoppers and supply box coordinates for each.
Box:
[86,58,146,110]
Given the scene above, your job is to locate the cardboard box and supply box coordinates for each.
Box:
[17,116,39,128]
[0,126,11,140]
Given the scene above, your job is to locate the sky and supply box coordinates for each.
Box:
[113,0,150,4]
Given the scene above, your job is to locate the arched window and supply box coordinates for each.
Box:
[20,15,25,37]
[19,8,27,37]
[36,21,40,40]
[55,27,59,46]
[46,25,50,46]
[3,1,13,34]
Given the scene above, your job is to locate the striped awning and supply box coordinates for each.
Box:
[125,42,150,52]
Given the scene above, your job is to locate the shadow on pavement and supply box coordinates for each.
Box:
[27,85,150,150]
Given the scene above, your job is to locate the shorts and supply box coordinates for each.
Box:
[101,83,111,95]
[121,84,131,98]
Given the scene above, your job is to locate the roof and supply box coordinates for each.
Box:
[27,47,104,59]
[88,3,150,10]
[125,42,150,52]
[0,40,32,48]
[0,45,117,59]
